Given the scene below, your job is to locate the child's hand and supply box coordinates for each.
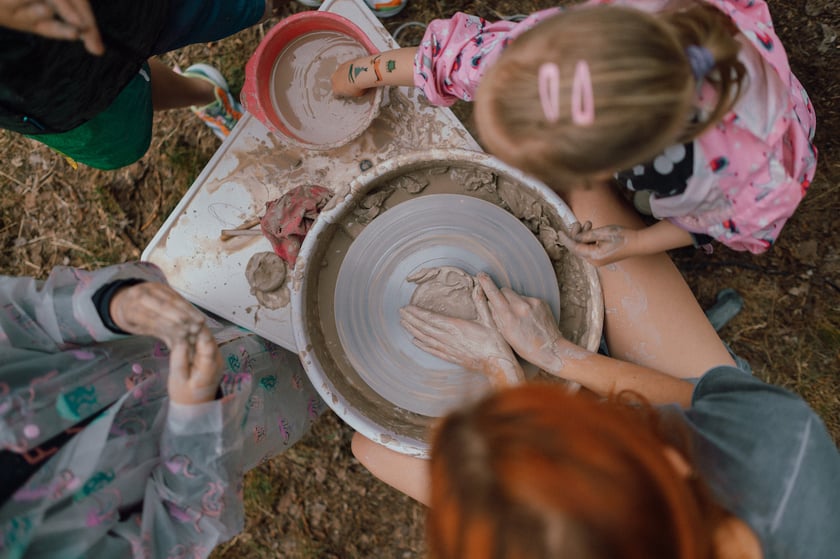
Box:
[0,0,104,55]
[556,222,638,267]
[331,60,369,98]
[399,283,524,387]
[167,325,224,405]
[110,282,223,405]
[110,282,207,348]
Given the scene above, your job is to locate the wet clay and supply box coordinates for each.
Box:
[306,160,597,443]
[408,266,478,321]
[271,31,373,145]
[246,251,290,309]
[317,166,591,370]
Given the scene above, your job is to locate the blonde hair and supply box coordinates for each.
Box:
[474,3,746,188]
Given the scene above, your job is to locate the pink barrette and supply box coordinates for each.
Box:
[538,63,561,123]
[571,61,594,125]
[537,61,595,126]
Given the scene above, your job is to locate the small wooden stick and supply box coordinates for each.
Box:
[220,217,261,241]
[220,229,262,239]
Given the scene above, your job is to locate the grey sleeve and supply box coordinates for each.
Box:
[682,367,840,559]
[81,389,251,559]
[0,262,167,351]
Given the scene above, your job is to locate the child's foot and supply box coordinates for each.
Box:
[364,0,408,18]
[182,63,243,140]
[296,0,408,18]
[705,288,743,332]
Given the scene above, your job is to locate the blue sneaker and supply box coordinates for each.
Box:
[182,63,243,140]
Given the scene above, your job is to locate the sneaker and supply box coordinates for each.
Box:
[296,0,406,17]
[705,288,743,332]
[182,63,243,140]
[364,0,408,18]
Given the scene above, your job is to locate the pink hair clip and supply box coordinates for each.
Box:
[537,61,595,126]
[538,62,561,123]
[571,61,594,125]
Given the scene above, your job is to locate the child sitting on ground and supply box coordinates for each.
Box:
[332,0,817,265]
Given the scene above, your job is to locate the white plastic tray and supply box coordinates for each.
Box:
[142,0,480,350]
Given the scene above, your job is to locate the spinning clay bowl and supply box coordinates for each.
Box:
[291,149,603,456]
[242,11,383,150]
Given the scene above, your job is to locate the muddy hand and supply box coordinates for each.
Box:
[331,60,368,98]
[109,282,208,350]
[399,284,524,387]
[110,282,222,404]
[0,0,104,54]
[555,222,635,267]
[476,273,564,371]
[168,325,224,405]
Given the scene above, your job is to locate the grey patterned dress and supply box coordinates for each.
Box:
[0,262,323,558]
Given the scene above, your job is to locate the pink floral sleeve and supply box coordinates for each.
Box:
[413,9,562,106]
[652,0,817,253]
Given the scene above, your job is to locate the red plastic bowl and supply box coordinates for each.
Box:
[242,12,382,149]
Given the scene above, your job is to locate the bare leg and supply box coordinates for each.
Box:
[149,57,215,111]
[351,433,430,505]
[564,182,735,378]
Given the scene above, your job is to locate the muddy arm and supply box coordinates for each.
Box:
[331,47,417,97]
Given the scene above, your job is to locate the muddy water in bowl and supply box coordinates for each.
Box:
[270,31,373,147]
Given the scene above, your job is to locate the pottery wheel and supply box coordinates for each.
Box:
[334,194,561,417]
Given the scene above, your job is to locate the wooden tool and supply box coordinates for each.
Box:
[220,217,261,241]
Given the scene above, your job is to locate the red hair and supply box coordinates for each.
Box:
[427,383,723,559]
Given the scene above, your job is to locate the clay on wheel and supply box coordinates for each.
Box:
[407,266,477,321]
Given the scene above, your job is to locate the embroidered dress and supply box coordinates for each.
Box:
[414,0,817,253]
[0,263,322,558]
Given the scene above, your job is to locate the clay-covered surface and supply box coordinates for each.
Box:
[299,158,589,452]
[0,1,837,557]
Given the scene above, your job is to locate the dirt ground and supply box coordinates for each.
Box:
[0,1,838,557]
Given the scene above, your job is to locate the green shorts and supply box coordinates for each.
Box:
[26,63,153,170]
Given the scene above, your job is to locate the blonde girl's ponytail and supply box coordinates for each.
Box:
[662,3,747,142]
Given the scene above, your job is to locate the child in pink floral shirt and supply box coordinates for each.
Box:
[332,0,816,264]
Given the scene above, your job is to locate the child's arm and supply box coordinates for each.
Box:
[331,47,417,97]
[332,10,562,104]
[557,219,694,267]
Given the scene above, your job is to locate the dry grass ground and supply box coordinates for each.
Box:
[0,1,837,557]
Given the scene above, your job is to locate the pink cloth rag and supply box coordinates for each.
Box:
[260,184,332,265]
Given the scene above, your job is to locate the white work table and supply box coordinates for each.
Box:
[142,0,480,350]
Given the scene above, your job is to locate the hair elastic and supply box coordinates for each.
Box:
[538,61,595,126]
[685,45,715,81]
